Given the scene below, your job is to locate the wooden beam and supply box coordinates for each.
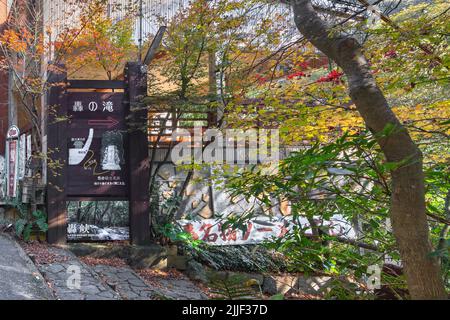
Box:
[67,80,125,90]
[47,66,68,245]
[125,62,151,245]
[66,196,129,202]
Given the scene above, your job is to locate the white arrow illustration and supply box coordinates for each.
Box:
[69,128,94,165]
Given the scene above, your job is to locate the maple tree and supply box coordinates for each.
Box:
[0,0,118,226]
[149,0,449,299]
[288,0,448,298]
[67,0,137,80]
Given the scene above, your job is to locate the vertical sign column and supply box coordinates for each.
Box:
[18,133,26,180]
[47,68,68,245]
[125,62,151,245]
[6,125,20,198]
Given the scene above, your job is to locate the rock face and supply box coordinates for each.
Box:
[185,244,287,272]
[183,262,339,298]
[198,205,213,219]
[129,246,168,269]
[262,275,333,295]
[185,260,208,283]
[181,244,356,297]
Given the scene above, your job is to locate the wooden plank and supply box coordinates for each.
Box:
[148,125,207,129]
[66,196,129,202]
[149,110,210,113]
[150,116,209,120]
[125,62,151,245]
[67,80,125,89]
[47,66,68,245]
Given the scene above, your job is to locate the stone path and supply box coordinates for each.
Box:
[25,243,207,300]
[149,277,208,300]
[0,233,53,300]
[93,265,208,300]
[92,265,158,300]
[0,233,207,300]
[37,247,120,300]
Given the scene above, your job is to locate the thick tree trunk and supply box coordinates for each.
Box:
[291,0,446,299]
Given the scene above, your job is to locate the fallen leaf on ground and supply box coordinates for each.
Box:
[21,241,69,265]
[80,257,128,267]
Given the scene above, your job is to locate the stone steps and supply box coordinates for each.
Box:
[34,245,207,300]
[37,247,121,300]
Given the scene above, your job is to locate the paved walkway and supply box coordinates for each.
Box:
[0,233,207,300]
[0,233,54,300]
[38,247,120,300]
[94,265,208,300]
[92,265,159,300]
[150,277,208,300]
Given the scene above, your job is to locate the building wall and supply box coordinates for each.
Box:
[0,71,7,154]
[0,1,9,154]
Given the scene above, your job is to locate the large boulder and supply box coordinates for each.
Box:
[185,244,287,272]
[129,245,168,269]
[185,260,208,283]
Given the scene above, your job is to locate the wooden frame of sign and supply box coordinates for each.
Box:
[47,62,150,245]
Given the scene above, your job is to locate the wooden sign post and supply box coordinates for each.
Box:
[47,62,150,245]
[47,68,68,245]
[125,62,151,245]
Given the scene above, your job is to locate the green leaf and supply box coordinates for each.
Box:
[15,219,27,237]
[32,210,45,219]
[380,123,397,137]
[23,224,33,241]
[35,219,49,232]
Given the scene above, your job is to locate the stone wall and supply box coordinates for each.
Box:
[152,161,270,221]
[150,146,297,223]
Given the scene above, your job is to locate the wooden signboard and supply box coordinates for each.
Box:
[47,62,150,245]
[67,92,129,198]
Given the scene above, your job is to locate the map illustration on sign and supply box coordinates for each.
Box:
[69,128,94,165]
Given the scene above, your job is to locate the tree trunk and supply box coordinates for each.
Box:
[291,0,446,299]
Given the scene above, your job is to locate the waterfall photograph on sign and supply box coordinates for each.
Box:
[67,201,129,241]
